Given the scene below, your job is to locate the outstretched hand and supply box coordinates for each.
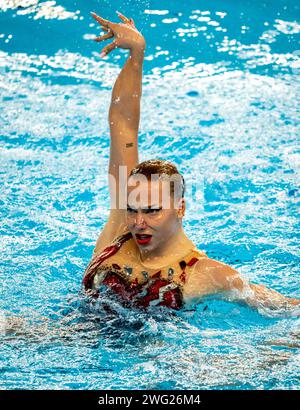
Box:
[91,11,146,57]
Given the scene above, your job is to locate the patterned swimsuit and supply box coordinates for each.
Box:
[83,232,206,310]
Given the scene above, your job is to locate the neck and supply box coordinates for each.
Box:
[138,225,194,265]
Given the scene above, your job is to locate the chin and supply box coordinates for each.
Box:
[139,241,155,251]
[139,242,153,249]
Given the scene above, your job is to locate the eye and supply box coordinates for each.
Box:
[145,208,161,214]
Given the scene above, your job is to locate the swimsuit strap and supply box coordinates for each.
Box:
[82,232,133,290]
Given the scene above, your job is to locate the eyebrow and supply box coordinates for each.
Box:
[126,205,162,211]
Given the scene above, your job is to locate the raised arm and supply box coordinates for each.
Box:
[91,12,146,251]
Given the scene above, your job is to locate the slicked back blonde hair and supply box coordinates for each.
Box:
[129,159,185,199]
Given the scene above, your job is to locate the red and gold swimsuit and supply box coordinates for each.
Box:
[83,232,206,310]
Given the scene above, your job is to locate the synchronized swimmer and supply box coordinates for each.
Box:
[82,11,299,313]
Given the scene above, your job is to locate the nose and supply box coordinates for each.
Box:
[134,211,147,227]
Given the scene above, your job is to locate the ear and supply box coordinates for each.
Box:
[177,198,186,218]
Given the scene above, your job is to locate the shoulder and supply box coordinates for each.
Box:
[187,257,244,292]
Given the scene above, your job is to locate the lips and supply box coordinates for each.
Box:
[135,234,152,245]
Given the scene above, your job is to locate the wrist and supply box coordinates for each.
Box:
[130,42,146,62]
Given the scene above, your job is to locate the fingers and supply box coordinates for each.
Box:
[100,41,118,57]
[94,32,113,42]
[90,12,114,52]
[116,10,130,24]
[91,12,111,28]
[129,18,136,28]
[91,11,138,58]
[116,11,136,29]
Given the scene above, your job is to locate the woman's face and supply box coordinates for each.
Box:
[126,176,185,254]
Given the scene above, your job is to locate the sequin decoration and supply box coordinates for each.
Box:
[141,271,149,280]
[124,266,133,276]
[168,267,174,280]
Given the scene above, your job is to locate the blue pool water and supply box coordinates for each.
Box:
[1,0,300,389]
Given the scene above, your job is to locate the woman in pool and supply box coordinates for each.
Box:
[83,11,299,312]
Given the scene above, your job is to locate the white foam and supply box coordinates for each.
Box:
[0,311,7,335]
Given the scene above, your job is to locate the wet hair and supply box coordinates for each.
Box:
[129,159,185,199]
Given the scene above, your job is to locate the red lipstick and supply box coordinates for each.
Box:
[135,234,152,245]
